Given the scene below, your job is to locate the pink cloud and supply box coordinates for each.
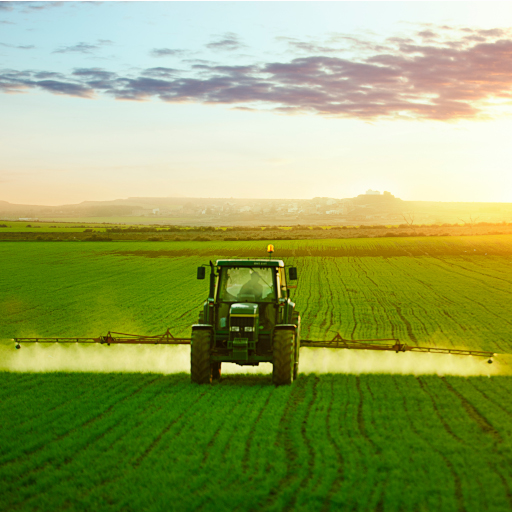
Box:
[2,26,512,121]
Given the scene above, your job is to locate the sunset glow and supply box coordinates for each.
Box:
[1,1,512,204]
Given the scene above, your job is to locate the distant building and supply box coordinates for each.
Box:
[366,189,381,195]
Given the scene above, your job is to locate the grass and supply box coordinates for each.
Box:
[1,236,512,511]
[0,373,511,512]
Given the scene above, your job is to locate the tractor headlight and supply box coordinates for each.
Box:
[244,326,254,332]
[230,326,240,332]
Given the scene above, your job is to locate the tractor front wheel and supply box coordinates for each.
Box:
[272,329,295,386]
[191,329,212,384]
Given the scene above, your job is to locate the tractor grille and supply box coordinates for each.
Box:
[231,317,254,328]
[230,316,256,342]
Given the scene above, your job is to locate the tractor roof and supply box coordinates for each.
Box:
[216,259,284,268]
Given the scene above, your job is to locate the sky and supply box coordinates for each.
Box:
[1,1,512,205]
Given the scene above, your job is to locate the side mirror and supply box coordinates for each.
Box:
[197,267,206,279]
[289,267,298,281]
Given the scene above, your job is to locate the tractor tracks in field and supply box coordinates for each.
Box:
[69,385,213,509]
[397,378,465,512]
[437,258,512,289]
[287,376,318,512]
[3,375,112,435]
[417,378,466,444]
[441,378,502,442]
[241,390,274,474]
[437,378,512,509]
[323,257,337,333]
[0,373,44,400]
[0,376,135,468]
[320,378,345,512]
[350,258,397,340]
[462,380,512,507]
[261,377,317,512]
[394,305,418,344]
[132,387,211,468]
[3,376,162,470]
[332,260,358,339]
[2,376,170,511]
[202,386,259,467]
[466,380,512,420]
[355,376,380,453]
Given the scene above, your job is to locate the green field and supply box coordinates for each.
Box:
[1,237,512,511]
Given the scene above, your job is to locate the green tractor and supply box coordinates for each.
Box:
[192,249,300,385]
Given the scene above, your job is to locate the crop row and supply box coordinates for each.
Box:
[0,373,511,512]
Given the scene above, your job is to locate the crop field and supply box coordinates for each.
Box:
[1,236,512,511]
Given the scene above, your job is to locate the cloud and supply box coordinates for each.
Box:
[25,1,64,10]
[277,37,347,55]
[142,67,180,78]
[150,48,186,58]
[0,1,65,12]
[53,40,112,54]
[71,68,117,89]
[0,42,35,50]
[3,27,512,121]
[0,20,14,24]
[206,32,245,52]
[35,79,93,97]
[0,69,93,96]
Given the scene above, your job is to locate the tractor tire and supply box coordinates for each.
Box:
[191,329,212,384]
[292,311,301,380]
[272,329,295,386]
[211,362,222,381]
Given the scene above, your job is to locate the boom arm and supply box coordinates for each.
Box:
[301,334,496,360]
[13,330,496,361]
[14,328,190,347]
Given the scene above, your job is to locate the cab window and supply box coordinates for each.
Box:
[218,267,276,302]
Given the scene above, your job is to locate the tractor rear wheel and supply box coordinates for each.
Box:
[191,329,212,384]
[292,312,301,380]
[272,329,295,386]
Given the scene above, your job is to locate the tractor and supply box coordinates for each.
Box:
[192,245,300,385]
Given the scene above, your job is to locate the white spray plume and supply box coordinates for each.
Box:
[1,342,509,377]
[299,348,509,377]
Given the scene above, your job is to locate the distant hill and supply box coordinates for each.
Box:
[1,195,511,226]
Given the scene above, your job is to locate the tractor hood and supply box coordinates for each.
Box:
[230,303,259,317]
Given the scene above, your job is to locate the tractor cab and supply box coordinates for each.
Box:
[215,260,287,333]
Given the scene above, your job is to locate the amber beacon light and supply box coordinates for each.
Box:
[267,244,274,255]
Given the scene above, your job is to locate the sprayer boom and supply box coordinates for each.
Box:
[14,328,190,348]
[14,330,496,361]
[301,334,495,359]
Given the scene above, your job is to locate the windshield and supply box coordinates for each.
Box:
[218,267,276,302]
